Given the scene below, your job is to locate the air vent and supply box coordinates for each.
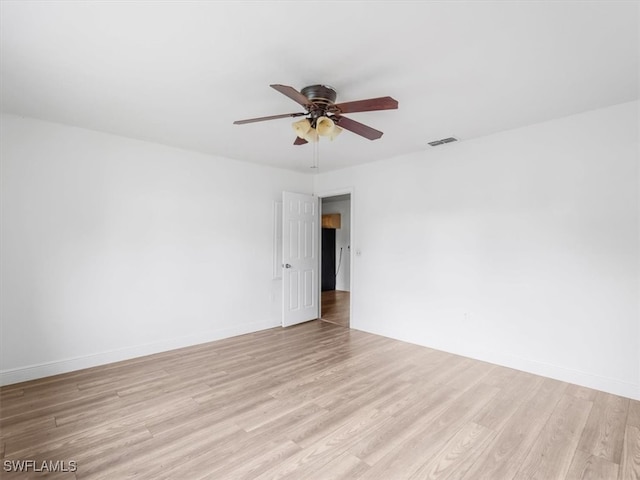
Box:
[428,137,458,147]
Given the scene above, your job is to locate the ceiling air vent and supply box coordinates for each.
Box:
[428,137,458,147]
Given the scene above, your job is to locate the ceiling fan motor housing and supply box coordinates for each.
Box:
[302,85,337,106]
[301,85,337,126]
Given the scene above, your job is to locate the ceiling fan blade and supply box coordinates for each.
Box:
[334,96,398,114]
[233,112,305,125]
[293,137,308,145]
[270,84,311,107]
[334,115,383,140]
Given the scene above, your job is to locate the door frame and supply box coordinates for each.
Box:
[318,187,354,327]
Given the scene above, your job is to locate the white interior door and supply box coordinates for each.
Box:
[282,191,319,327]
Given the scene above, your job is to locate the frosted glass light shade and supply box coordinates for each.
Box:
[316,116,335,137]
[292,118,311,138]
[329,126,343,141]
[303,128,319,143]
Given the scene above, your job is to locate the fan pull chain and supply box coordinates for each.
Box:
[311,137,319,170]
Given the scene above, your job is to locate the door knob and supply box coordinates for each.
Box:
[284,264,292,268]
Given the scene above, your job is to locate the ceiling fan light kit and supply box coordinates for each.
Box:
[234,84,398,145]
[292,115,342,143]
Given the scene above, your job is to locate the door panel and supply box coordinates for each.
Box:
[282,192,319,327]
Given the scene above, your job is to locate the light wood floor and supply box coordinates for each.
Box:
[321,290,350,327]
[1,321,639,479]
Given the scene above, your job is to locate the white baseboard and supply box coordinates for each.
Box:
[5,320,638,401]
[352,326,640,401]
[0,320,278,387]
[474,347,640,401]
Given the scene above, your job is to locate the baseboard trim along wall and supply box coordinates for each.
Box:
[483,349,640,401]
[352,326,640,401]
[3,321,638,401]
[0,320,278,387]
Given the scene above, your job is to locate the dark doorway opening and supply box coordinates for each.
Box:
[321,228,336,291]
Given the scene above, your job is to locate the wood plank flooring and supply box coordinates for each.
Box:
[321,290,350,327]
[1,320,638,479]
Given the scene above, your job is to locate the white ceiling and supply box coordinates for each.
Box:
[1,1,637,173]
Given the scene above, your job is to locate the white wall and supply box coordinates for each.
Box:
[0,114,312,385]
[3,102,638,399]
[314,101,640,400]
[321,199,351,291]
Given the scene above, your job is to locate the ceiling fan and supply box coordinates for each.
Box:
[233,84,398,145]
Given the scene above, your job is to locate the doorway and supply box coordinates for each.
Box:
[320,194,351,327]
